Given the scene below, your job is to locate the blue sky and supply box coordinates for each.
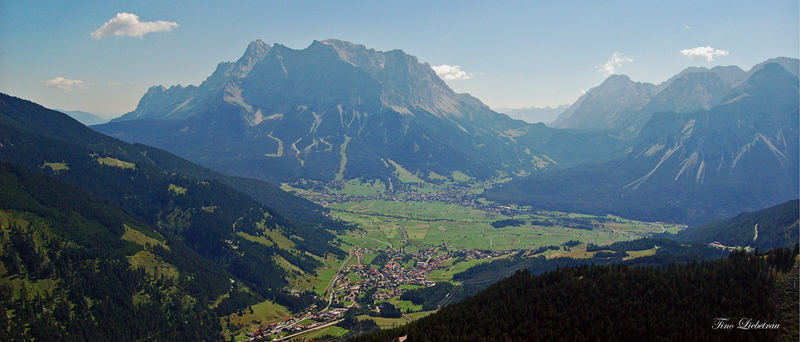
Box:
[0,1,797,117]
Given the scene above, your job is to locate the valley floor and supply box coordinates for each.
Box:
[228,178,685,341]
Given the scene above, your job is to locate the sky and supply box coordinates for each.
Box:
[0,1,797,118]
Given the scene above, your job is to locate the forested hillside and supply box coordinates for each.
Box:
[352,247,798,341]
[0,161,224,340]
[0,93,350,323]
[676,199,798,249]
[442,238,728,305]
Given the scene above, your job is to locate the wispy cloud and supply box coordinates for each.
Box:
[432,64,472,80]
[107,81,122,86]
[683,25,694,30]
[42,77,87,91]
[91,12,178,39]
[598,52,633,76]
[680,45,729,62]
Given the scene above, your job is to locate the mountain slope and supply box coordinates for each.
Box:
[676,199,798,250]
[1,92,343,233]
[488,63,799,225]
[95,40,621,183]
[0,160,226,341]
[0,93,346,313]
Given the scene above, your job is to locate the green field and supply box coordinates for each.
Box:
[426,259,496,283]
[389,297,423,312]
[225,299,290,339]
[357,311,435,329]
[451,170,473,182]
[331,200,678,252]
[331,200,503,222]
[96,156,135,169]
[387,159,425,184]
[167,184,187,195]
[293,325,349,340]
[330,178,386,197]
[312,255,345,296]
[41,161,68,172]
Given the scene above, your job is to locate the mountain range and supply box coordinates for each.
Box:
[55,109,109,125]
[551,57,799,136]
[94,40,624,183]
[489,63,799,224]
[493,105,568,124]
[93,39,797,226]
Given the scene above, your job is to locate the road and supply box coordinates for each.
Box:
[361,233,393,249]
[753,223,759,242]
[437,283,462,309]
[276,319,344,341]
[399,222,409,246]
[322,247,355,311]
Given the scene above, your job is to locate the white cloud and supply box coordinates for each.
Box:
[91,12,178,39]
[598,52,633,76]
[683,25,694,30]
[432,64,472,80]
[680,45,729,62]
[42,77,87,91]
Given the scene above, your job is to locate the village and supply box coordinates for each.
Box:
[288,179,523,217]
[245,247,512,341]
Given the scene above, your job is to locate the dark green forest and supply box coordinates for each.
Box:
[0,161,224,340]
[675,199,798,249]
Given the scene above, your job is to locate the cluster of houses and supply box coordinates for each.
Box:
[245,307,349,341]
[243,247,514,341]
[330,247,504,306]
[458,248,507,261]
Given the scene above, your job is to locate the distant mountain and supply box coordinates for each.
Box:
[676,199,798,250]
[494,104,568,124]
[748,57,799,79]
[660,65,746,89]
[642,71,731,116]
[55,109,108,125]
[551,57,799,136]
[550,74,658,135]
[94,40,622,183]
[488,63,799,225]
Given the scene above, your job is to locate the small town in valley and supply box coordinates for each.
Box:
[244,247,512,341]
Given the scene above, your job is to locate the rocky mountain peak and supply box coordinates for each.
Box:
[243,39,270,59]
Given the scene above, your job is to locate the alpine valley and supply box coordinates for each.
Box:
[2,38,798,342]
[95,40,798,226]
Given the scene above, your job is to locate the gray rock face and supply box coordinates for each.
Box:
[490,63,799,225]
[551,75,657,135]
[551,58,799,137]
[99,40,565,183]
